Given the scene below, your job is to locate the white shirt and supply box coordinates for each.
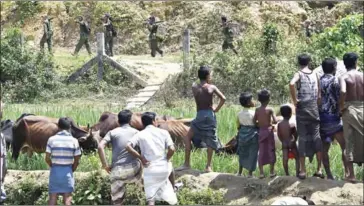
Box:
[271,197,308,205]
[129,125,174,163]
[237,108,255,126]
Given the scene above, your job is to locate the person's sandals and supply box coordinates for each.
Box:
[313,172,325,179]
[298,172,306,180]
[259,174,265,179]
[175,165,190,171]
[344,177,359,184]
[270,173,277,178]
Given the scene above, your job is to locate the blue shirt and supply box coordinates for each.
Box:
[319,74,340,116]
[46,130,81,166]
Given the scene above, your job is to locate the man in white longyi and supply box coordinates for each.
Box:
[126,112,177,206]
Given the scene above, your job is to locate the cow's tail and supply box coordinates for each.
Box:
[12,119,28,161]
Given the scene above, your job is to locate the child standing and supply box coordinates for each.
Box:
[236,92,259,177]
[253,89,277,178]
[277,104,300,177]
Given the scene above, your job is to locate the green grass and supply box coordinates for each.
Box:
[3,100,363,180]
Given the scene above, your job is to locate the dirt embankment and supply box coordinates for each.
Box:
[4,169,363,205]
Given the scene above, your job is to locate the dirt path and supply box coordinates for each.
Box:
[5,169,363,205]
[114,55,182,84]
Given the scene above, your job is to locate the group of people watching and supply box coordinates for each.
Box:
[0,51,362,206]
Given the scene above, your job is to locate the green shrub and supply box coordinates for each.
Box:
[0,28,60,103]
[311,14,364,68]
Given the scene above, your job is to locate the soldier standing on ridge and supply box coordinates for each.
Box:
[40,15,53,54]
[147,16,163,57]
[72,16,92,56]
[303,20,313,38]
[221,16,238,55]
[103,13,116,57]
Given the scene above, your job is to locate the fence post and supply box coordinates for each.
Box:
[96,33,105,83]
[183,29,190,70]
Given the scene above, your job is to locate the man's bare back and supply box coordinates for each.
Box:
[340,70,364,102]
[254,106,276,128]
[192,82,214,111]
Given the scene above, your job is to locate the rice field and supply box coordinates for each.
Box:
[3,100,363,180]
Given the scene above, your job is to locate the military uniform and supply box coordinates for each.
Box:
[40,18,53,53]
[222,23,238,54]
[104,19,114,56]
[148,23,163,57]
[73,20,92,55]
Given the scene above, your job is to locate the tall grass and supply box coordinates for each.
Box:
[3,101,363,180]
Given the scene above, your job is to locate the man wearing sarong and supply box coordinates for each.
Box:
[176,65,226,172]
[0,109,6,205]
[319,57,349,180]
[45,118,81,205]
[98,110,142,205]
[289,54,323,179]
[236,92,258,177]
[126,112,177,206]
[339,52,364,183]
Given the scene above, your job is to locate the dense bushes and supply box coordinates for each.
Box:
[0,28,60,103]
[5,171,225,205]
[163,13,363,105]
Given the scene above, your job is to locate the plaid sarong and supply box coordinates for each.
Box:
[110,161,143,204]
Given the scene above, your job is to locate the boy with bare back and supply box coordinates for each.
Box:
[176,65,226,173]
[277,105,300,177]
[253,89,277,178]
[339,52,364,183]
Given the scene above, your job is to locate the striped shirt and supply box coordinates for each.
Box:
[46,130,81,166]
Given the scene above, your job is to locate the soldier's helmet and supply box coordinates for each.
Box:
[104,13,111,18]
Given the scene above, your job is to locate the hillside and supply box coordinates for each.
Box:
[1,1,361,55]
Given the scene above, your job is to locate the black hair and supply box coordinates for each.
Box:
[297,53,311,66]
[343,52,358,70]
[302,196,315,205]
[322,57,337,74]
[118,110,132,125]
[141,112,156,127]
[258,89,270,104]
[239,92,253,108]
[280,105,292,119]
[58,117,71,130]
[221,16,227,22]
[198,65,211,80]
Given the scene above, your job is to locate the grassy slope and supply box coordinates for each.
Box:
[4,101,363,180]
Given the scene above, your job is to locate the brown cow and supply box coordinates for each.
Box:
[11,114,92,160]
[81,112,192,148]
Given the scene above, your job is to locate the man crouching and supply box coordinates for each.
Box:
[126,112,177,206]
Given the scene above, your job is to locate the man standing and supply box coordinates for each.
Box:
[147,16,163,57]
[177,65,226,173]
[221,16,238,55]
[289,54,323,179]
[103,13,115,57]
[98,110,142,205]
[0,105,6,205]
[40,15,53,54]
[45,117,82,205]
[72,16,92,56]
[318,58,348,180]
[339,52,363,183]
[126,112,177,206]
